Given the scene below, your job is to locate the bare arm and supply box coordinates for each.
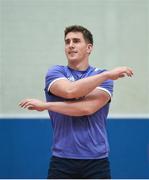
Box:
[49,66,133,99]
[19,89,111,116]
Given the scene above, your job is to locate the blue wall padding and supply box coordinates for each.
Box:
[0,118,148,178]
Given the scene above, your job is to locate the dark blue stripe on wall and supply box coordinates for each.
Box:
[108,118,149,179]
[0,118,148,179]
[0,119,52,179]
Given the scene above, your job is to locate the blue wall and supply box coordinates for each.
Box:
[0,118,149,179]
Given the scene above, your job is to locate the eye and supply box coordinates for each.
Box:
[65,39,70,45]
[73,38,80,43]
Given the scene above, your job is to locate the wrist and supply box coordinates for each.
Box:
[44,102,51,110]
[101,71,110,80]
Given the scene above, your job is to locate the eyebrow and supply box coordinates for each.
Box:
[65,38,81,42]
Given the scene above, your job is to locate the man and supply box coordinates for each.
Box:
[19,25,133,179]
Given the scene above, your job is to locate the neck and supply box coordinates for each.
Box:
[68,60,89,71]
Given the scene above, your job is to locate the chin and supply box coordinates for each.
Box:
[68,57,78,62]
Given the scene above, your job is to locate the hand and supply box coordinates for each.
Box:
[19,99,46,111]
[107,67,133,80]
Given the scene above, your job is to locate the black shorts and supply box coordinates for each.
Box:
[47,156,111,179]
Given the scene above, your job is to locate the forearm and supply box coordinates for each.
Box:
[19,98,88,116]
[66,71,108,98]
[19,89,110,116]
[44,89,110,116]
[50,66,133,99]
[45,101,89,116]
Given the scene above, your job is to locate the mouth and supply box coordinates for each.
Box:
[68,51,77,54]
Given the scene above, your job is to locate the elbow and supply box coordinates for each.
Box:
[82,107,96,116]
[72,108,97,117]
[64,89,77,99]
[64,86,83,99]
[65,92,74,99]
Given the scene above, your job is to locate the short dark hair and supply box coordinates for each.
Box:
[64,25,93,45]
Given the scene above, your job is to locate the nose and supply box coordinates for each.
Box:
[69,40,75,48]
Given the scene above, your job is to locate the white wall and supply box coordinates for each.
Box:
[1,0,149,117]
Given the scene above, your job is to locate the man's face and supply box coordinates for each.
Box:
[65,32,92,63]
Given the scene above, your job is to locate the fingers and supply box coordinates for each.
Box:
[124,67,133,77]
[120,67,133,78]
[119,73,125,78]
[28,106,35,110]
[19,99,33,109]
[19,99,29,108]
[19,99,45,112]
[109,66,134,80]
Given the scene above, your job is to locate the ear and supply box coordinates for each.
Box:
[87,44,93,54]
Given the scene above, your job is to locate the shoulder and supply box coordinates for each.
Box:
[93,67,107,74]
[46,65,66,75]
[47,65,65,72]
[100,69,114,86]
[94,67,112,80]
[45,65,67,90]
[94,67,114,92]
